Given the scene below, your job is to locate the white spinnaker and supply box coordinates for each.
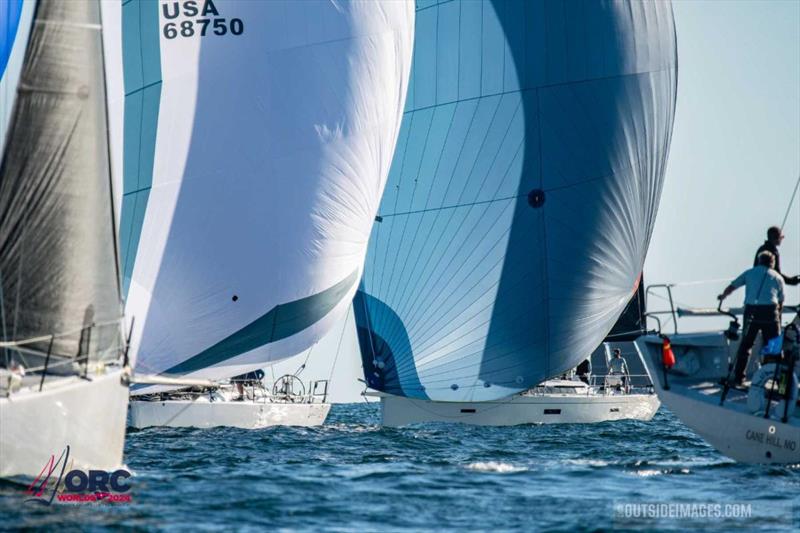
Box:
[118,0,414,387]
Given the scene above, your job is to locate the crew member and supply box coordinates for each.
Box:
[754,226,800,286]
[608,348,629,390]
[230,369,265,401]
[718,251,785,385]
[576,357,592,384]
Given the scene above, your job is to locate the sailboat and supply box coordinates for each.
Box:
[0,0,129,479]
[122,0,415,429]
[636,277,800,464]
[355,0,677,426]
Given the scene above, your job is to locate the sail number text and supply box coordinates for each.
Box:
[161,1,244,39]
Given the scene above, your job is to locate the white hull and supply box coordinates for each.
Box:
[656,386,798,463]
[377,391,660,427]
[636,335,800,464]
[0,368,129,480]
[128,398,331,429]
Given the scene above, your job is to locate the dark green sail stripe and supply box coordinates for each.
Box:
[159,270,359,376]
[120,0,162,299]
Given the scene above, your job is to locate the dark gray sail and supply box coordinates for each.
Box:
[0,0,122,368]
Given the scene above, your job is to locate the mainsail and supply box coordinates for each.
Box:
[119,0,414,386]
[0,0,123,365]
[356,0,678,401]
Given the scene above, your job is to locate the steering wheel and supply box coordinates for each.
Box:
[718,300,741,341]
[271,374,306,401]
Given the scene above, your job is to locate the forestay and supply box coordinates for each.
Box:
[356,0,677,401]
[115,0,414,388]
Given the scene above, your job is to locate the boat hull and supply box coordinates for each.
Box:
[636,335,800,464]
[656,386,798,463]
[377,391,660,427]
[0,368,129,480]
[128,399,331,429]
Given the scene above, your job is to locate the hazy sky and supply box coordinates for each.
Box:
[644,0,800,331]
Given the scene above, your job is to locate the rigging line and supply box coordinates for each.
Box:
[646,290,696,312]
[327,306,351,385]
[372,107,438,334]
[665,277,737,287]
[369,117,413,299]
[378,194,522,219]
[374,111,416,329]
[381,194,527,218]
[379,97,522,333]
[604,329,647,339]
[368,98,483,324]
[780,173,800,231]
[361,388,380,420]
[296,342,315,376]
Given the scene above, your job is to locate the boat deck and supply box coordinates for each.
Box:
[667,379,799,425]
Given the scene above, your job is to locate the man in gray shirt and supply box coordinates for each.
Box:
[718,251,785,385]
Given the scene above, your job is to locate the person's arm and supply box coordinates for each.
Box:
[781,272,800,286]
[718,272,746,301]
[718,285,735,301]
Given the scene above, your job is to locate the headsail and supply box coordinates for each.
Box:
[119,0,414,387]
[0,0,123,365]
[356,0,678,401]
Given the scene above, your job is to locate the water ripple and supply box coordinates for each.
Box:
[2,406,798,531]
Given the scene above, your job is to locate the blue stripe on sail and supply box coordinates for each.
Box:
[120,0,162,298]
[0,0,23,80]
[354,289,427,400]
[133,270,359,382]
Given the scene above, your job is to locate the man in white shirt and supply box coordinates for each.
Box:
[718,251,785,385]
[608,348,629,390]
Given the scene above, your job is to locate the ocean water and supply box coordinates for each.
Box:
[2,404,798,531]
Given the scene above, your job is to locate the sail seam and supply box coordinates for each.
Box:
[403,66,676,115]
